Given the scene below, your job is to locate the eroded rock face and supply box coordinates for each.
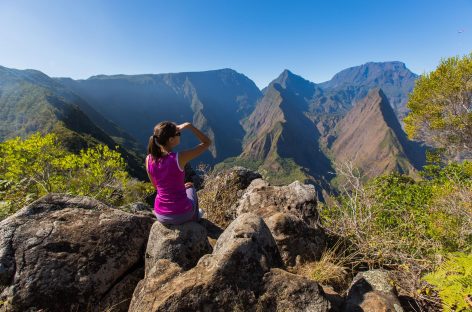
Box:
[258,268,331,312]
[145,220,212,274]
[266,212,325,266]
[235,179,326,266]
[344,270,404,312]
[198,167,262,227]
[237,179,320,226]
[0,194,154,312]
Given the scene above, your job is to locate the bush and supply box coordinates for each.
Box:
[321,161,472,268]
[0,133,153,219]
[423,253,472,311]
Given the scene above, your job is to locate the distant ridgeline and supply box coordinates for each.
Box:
[0,62,426,189]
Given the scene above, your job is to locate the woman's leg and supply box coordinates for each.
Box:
[185,186,200,220]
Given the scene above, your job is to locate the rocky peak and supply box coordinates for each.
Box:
[330,88,426,178]
[269,69,319,99]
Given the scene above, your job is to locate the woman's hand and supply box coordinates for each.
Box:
[177,122,192,131]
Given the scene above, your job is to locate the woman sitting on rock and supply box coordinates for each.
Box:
[146,121,211,225]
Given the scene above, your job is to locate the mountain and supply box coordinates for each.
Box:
[0,66,145,178]
[329,88,426,179]
[221,69,425,193]
[56,69,262,165]
[222,70,334,189]
[319,61,418,119]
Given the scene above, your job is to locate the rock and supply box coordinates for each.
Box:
[126,202,153,213]
[0,193,154,312]
[236,179,326,266]
[129,213,285,311]
[344,270,404,312]
[257,268,331,311]
[98,267,145,312]
[145,220,212,274]
[237,179,320,227]
[321,285,344,312]
[266,212,325,266]
[198,166,261,227]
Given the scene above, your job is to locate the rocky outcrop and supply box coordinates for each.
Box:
[0,194,154,312]
[344,270,404,312]
[145,221,212,273]
[198,166,261,227]
[266,212,325,266]
[235,179,326,266]
[129,213,331,311]
[258,268,331,311]
[236,179,320,227]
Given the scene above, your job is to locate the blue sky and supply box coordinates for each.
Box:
[1,0,471,88]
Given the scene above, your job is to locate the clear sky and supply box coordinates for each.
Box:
[1,0,471,88]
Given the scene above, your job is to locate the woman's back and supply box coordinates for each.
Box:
[147,152,192,215]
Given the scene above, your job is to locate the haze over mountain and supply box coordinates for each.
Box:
[57,69,262,165]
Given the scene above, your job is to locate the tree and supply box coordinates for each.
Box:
[404,53,472,155]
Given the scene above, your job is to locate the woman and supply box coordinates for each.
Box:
[146,121,211,225]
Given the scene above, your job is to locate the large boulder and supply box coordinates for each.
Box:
[131,213,326,311]
[198,167,261,227]
[0,194,154,312]
[145,220,212,274]
[344,270,404,312]
[236,179,326,266]
[130,213,330,311]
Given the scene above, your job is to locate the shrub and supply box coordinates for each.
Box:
[0,133,153,219]
[321,161,472,268]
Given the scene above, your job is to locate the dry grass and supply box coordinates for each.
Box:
[198,167,259,228]
[292,241,359,292]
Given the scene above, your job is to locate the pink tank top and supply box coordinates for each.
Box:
[147,152,192,215]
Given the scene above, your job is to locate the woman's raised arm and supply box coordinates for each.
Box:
[177,123,212,168]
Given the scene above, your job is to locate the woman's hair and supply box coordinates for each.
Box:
[147,121,178,161]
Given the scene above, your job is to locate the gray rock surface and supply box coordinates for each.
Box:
[344,269,404,312]
[236,179,320,226]
[145,220,212,274]
[235,179,326,266]
[0,193,154,312]
[130,213,329,311]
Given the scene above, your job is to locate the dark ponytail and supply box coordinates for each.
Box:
[147,121,178,162]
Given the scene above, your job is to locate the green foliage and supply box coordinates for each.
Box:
[321,161,472,267]
[423,253,472,311]
[404,53,472,154]
[214,156,263,172]
[215,155,310,186]
[259,156,310,186]
[0,133,153,219]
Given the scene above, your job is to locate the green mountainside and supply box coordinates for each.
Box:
[0,66,145,179]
